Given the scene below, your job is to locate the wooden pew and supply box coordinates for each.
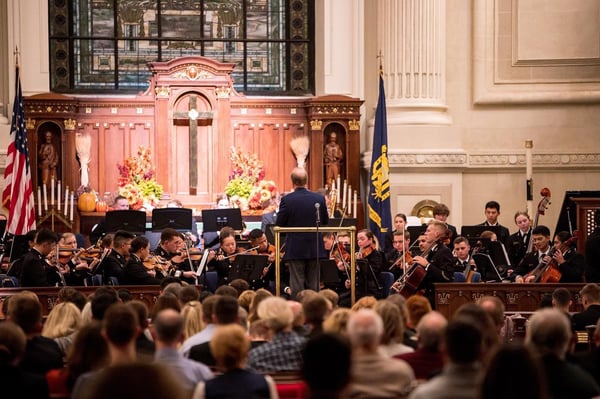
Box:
[0,285,162,317]
[434,283,585,320]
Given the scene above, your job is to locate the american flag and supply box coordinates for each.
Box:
[2,66,36,235]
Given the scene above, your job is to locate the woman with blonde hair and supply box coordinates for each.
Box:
[237,289,256,313]
[181,300,204,341]
[375,299,414,357]
[42,301,82,355]
[323,308,352,335]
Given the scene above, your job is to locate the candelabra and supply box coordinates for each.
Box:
[36,178,75,230]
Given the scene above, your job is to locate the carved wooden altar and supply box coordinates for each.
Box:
[23,56,365,231]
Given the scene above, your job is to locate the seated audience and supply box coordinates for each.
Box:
[193,324,278,399]
[181,300,205,341]
[152,309,213,394]
[179,295,220,357]
[248,296,307,372]
[375,300,414,357]
[526,308,600,399]
[346,309,416,399]
[408,315,484,399]
[395,311,447,380]
[302,293,332,338]
[477,295,512,343]
[302,333,351,399]
[405,294,432,332]
[41,301,82,356]
[323,308,352,336]
[572,283,600,331]
[126,300,155,361]
[573,318,600,386]
[0,322,50,399]
[6,293,63,374]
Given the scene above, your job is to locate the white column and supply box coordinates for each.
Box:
[377,0,451,125]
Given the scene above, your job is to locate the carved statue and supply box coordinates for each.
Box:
[324,132,343,185]
[39,131,58,185]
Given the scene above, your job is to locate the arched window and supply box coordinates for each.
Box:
[49,0,314,94]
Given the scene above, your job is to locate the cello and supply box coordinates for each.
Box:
[527,188,551,253]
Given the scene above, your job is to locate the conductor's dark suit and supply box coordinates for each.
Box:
[276,187,328,297]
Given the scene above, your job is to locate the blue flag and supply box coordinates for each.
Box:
[368,75,392,251]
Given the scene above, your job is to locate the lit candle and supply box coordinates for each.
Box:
[336,175,341,203]
[353,190,357,218]
[342,180,347,213]
[57,181,61,211]
[348,184,352,216]
[50,178,54,207]
[70,192,74,221]
[37,187,42,216]
[64,187,69,217]
[43,183,48,211]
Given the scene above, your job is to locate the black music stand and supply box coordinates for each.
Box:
[105,210,147,234]
[151,208,193,231]
[320,259,341,285]
[8,234,30,262]
[201,208,243,232]
[0,220,6,238]
[407,225,427,240]
[461,225,502,246]
[328,218,358,227]
[473,253,504,282]
[228,254,268,283]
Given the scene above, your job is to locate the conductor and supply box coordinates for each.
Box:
[276,168,329,298]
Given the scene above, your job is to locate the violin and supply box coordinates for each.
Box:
[357,244,376,259]
[143,255,170,272]
[388,250,414,272]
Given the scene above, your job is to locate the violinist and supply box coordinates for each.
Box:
[384,213,407,259]
[322,232,350,293]
[94,230,135,285]
[387,230,413,281]
[207,227,239,287]
[20,229,60,287]
[432,203,458,249]
[154,228,195,283]
[354,229,385,299]
[57,232,95,286]
[248,228,286,290]
[122,236,161,285]
[552,231,584,283]
[514,225,552,283]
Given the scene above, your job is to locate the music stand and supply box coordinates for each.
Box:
[407,225,427,240]
[473,253,504,282]
[0,220,6,238]
[228,254,268,283]
[201,208,243,232]
[320,259,341,284]
[8,234,30,262]
[105,210,147,234]
[328,218,358,227]
[461,225,502,246]
[151,208,193,231]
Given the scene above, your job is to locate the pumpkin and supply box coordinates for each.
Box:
[95,200,108,212]
[77,192,97,212]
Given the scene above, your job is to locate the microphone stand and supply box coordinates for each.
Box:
[315,204,321,284]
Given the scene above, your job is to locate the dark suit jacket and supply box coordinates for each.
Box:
[276,187,328,260]
[507,230,531,267]
[572,304,600,331]
[189,341,216,367]
[558,249,585,283]
[20,249,50,287]
[96,249,126,283]
[122,255,161,285]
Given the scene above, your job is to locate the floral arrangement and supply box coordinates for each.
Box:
[224,147,278,211]
[117,146,163,210]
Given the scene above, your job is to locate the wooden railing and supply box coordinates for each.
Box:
[0,285,162,317]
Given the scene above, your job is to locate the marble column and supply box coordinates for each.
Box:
[377,0,450,124]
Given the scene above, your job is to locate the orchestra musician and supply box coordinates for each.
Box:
[154,228,196,283]
[387,230,413,281]
[412,234,428,257]
[354,229,385,299]
[432,203,458,248]
[322,231,350,294]
[514,225,552,283]
[57,232,96,286]
[20,229,61,287]
[478,200,510,246]
[552,231,584,283]
[248,228,288,291]
[122,236,162,285]
[392,220,457,306]
[94,230,135,285]
[207,227,240,287]
[507,211,532,268]
[384,213,407,259]
[452,236,477,282]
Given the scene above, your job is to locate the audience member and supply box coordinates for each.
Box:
[386,294,418,349]
[64,323,109,392]
[408,315,483,399]
[572,283,600,331]
[319,288,339,309]
[375,300,414,357]
[248,288,274,323]
[323,308,352,336]
[454,303,499,357]
[152,309,213,393]
[302,293,332,338]
[478,342,548,399]
[477,296,511,342]
[57,286,87,311]
[552,287,573,322]
[6,293,63,374]
[126,300,155,361]
[41,301,82,356]
[229,278,250,296]
[350,295,377,311]
[288,299,308,336]
[151,292,181,321]
[395,311,447,380]
[90,286,119,321]
[526,308,600,399]
[237,289,256,313]
[181,301,204,341]
[0,322,50,399]
[302,333,352,399]
[248,319,272,348]
[573,318,600,386]
[405,295,432,332]
[193,324,278,399]
[179,285,200,305]
[215,284,239,298]
[248,296,307,372]
[179,295,220,356]
[346,309,416,399]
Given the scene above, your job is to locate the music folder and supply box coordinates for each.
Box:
[228,254,269,283]
[195,249,211,277]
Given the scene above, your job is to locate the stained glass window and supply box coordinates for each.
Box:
[49,0,314,94]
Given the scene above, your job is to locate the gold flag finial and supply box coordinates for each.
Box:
[377,50,384,76]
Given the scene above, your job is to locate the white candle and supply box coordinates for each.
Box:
[348,185,352,215]
[70,192,74,221]
[525,140,533,216]
[37,187,42,216]
[353,190,358,218]
[43,184,48,211]
[64,188,69,216]
[57,181,61,211]
[50,178,54,207]
[336,175,341,203]
[342,180,347,212]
